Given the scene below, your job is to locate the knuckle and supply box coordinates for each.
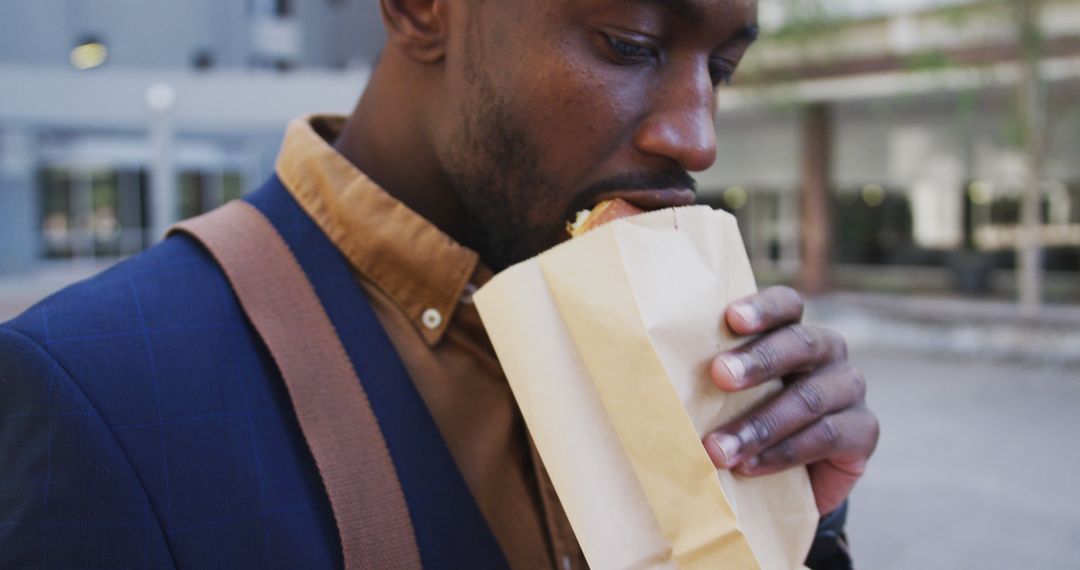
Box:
[747,414,777,446]
[820,417,843,449]
[777,439,797,464]
[868,415,882,448]
[830,330,849,360]
[794,380,826,416]
[788,324,818,357]
[749,341,782,377]
[813,327,844,359]
[850,368,868,400]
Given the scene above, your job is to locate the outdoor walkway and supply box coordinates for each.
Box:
[848,350,1078,570]
[2,269,1077,568]
[806,293,1079,569]
[0,260,118,322]
[807,292,1080,366]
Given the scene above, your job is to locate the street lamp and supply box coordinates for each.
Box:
[70,36,108,71]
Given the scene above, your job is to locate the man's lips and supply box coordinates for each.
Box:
[589,188,697,212]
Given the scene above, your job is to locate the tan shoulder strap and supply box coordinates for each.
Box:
[169,201,422,569]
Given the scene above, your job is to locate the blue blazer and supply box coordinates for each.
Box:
[0,177,507,569]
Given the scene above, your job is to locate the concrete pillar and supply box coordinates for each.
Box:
[0,127,38,274]
[146,84,178,244]
[799,103,833,295]
[1015,0,1045,316]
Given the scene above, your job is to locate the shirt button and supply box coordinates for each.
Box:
[421,308,443,330]
[460,283,478,305]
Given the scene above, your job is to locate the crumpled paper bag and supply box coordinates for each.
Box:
[474,206,818,569]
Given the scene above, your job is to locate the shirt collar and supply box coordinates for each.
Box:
[275,115,480,345]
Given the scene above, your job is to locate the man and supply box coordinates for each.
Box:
[1,0,878,568]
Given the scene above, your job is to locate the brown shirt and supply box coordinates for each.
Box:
[275,116,586,570]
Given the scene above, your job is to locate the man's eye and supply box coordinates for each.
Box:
[607,36,657,61]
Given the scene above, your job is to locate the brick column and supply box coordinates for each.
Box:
[799,103,833,295]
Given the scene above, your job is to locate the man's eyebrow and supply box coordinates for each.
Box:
[625,0,703,21]
[624,0,760,44]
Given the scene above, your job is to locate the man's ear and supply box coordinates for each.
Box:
[379,0,450,63]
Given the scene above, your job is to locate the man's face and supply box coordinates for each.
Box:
[435,0,758,270]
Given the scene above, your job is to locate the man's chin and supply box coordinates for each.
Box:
[480,229,561,272]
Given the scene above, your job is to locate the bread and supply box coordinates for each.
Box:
[566,199,645,239]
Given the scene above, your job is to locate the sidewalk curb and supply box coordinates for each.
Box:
[806,293,1080,367]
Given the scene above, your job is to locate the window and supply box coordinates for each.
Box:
[179,170,245,220]
[39,167,243,260]
[832,186,914,265]
[39,167,149,259]
[248,0,293,18]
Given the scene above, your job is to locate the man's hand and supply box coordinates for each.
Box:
[703,286,879,516]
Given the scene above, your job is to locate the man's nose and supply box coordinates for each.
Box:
[632,70,719,173]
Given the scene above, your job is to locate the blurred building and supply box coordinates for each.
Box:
[699,0,1080,300]
[1,0,1077,302]
[0,0,382,273]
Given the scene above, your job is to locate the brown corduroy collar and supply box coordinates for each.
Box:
[275,115,480,346]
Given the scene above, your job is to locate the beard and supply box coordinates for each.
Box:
[441,6,575,272]
[443,46,565,271]
[441,9,698,271]
[441,81,699,271]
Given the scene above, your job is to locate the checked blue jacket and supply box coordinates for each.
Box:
[1,175,850,569]
[0,177,507,569]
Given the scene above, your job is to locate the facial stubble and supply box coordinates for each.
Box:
[443,11,563,271]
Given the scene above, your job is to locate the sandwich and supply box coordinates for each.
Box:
[566,199,645,239]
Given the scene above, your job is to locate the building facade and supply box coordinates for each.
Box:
[1,0,1078,301]
[699,0,1080,299]
[0,0,381,273]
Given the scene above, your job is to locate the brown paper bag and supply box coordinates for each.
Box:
[474,206,818,570]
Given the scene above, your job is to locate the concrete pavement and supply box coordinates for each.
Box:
[0,260,116,322]
[3,270,1078,568]
[807,292,1080,366]
[803,294,1080,568]
[846,350,1079,569]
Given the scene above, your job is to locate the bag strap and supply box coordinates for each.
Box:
[169,200,422,570]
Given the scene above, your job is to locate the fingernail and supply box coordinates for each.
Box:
[733,302,760,329]
[717,354,746,384]
[708,434,742,468]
